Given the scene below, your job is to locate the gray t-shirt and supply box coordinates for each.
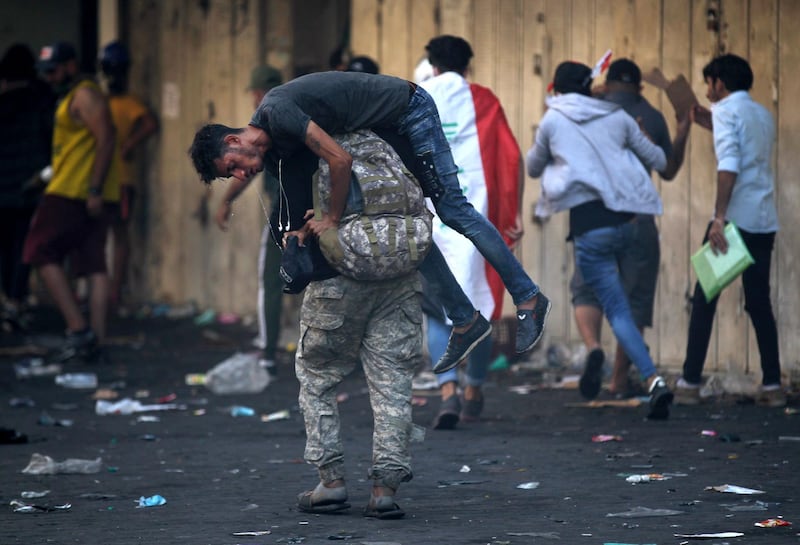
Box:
[605,91,672,174]
[250,71,410,158]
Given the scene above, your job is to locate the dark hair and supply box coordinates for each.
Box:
[553,61,592,96]
[346,55,380,74]
[188,124,242,183]
[702,54,753,92]
[0,43,36,81]
[425,35,473,74]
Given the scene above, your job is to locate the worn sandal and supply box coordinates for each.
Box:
[296,482,350,514]
[363,494,405,519]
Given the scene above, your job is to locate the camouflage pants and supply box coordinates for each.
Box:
[295,274,422,490]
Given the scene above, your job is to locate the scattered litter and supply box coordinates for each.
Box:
[136,415,160,423]
[54,372,98,389]
[778,436,800,442]
[459,465,471,473]
[625,474,668,483]
[0,427,28,444]
[51,402,79,411]
[193,409,206,416]
[700,430,717,437]
[37,411,73,427]
[607,506,684,518]
[79,493,118,500]
[723,500,769,512]
[203,352,271,395]
[232,530,272,536]
[706,484,765,495]
[261,409,290,422]
[139,434,158,441]
[593,434,623,442]
[217,311,240,324]
[20,490,50,499]
[21,453,102,475]
[785,407,798,416]
[14,358,61,379]
[157,393,178,403]
[185,373,206,385]
[565,398,641,408]
[230,405,255,417]
[674,532,744,538]
[412,372,439,390]
[92,388,119,400]
[193,308,216,326]
[10,499,71,513]
[10,397,35,408]
[95,398,184,415]
[505,532,560,539]
[489,354,509,371]
[516,481,540,490]
[754,518,791,527]
[136,495,166,508]
[327,533,356,540]
[411,396,428,406]
[509,384,537,395]
[437,480,489,487]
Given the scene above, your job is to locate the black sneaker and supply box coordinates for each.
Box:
[647,376,673,420]
[579,348,605,399]
[515,293,551,353]
[432,313,492,374]
[53,329,99,364]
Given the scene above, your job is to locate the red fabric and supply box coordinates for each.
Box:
[469,83,521,319]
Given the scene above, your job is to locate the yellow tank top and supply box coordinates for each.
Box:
[108,94,149,189]
[47,79,121,202]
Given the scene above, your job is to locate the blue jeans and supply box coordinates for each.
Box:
[427,315,492,387]
[397,87,538,313]
[574,223,656,380]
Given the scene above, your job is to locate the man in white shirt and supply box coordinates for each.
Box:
[675,54,784,407]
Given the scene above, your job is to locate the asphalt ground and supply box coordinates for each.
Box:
[1,307,798,545]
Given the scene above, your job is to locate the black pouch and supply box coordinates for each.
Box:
[280,236,314,294]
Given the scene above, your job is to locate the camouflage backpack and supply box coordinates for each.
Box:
[313,130,433,281]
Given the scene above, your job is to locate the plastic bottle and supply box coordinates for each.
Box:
[21,453,102,475]
[55,373,98,389]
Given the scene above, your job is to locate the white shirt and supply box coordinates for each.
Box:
[711,90,779,233]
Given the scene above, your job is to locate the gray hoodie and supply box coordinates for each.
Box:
[526,93,666,218]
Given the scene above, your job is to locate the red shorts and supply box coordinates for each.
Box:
[23,194,110,276]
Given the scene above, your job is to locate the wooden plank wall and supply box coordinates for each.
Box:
[349,0,799,379]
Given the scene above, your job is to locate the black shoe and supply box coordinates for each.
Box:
[53,329,98,364]
[433,313,492,374]
[432,395,461,430]
[647,376,673,420]
[515,293,551,353]
[579,348,605,400]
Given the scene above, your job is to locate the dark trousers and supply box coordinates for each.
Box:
[682,223,781,385]
[0,206,35,301]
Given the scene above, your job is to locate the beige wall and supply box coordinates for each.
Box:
[123,0,798,381]
[351,0,799,380]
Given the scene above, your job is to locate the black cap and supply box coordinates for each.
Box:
[606,58,641,85]
[553,61,592,95]
[37,42,76,72]
[346,56,380,74]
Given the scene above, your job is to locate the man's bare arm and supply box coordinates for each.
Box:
[71,84,115,215]
[660,114,691,181]
[304,120,352,235]
[215,177,253,231]
[708,170,736,254]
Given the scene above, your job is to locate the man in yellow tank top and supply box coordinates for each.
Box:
[22,42,116,363]
[99,41,158,309]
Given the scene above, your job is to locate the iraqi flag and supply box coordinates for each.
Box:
[421,73,521,320]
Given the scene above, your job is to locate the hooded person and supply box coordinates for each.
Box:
[526,61,674,420]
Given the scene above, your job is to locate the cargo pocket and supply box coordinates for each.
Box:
[299,312,345,361]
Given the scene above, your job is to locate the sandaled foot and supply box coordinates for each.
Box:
[297,482,350,514]
[363,494,405,519]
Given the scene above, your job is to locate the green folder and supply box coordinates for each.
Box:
[690,222,755,302]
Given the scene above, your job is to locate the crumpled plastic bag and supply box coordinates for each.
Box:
[204,352,270,395]
[21,453,102,475]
